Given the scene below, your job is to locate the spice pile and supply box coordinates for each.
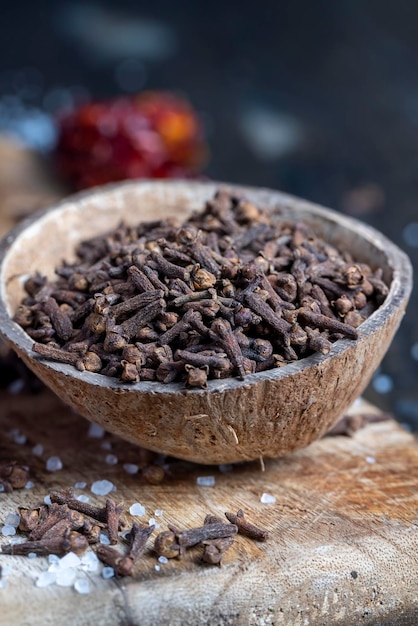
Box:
[1,487,268,576]
[15,190,388,388]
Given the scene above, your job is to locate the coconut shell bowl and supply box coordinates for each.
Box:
[0,181,412,464]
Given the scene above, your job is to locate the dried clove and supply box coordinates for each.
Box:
[224,509,269,541]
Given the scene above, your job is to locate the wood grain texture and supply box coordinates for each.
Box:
[0,389,417,625]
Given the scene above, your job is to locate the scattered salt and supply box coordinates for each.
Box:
[88,423,105,438]
[154,509,163,517]
[44,495,52,505]
[8,379,24,395]
[80,551,100,573]
[0,485,4,493]
[13,432,27,445]
[101,441,112,450]
[260,493,276,504]
[36,571,56,588]
[105,454,118,465]
[5,513,20,527]
[59,552,81,569]
[129,502,145,516]
[9,536,25,545]
[25,481,35,489]
[366,456,376,464]
[102,567,114,579]
[91,480,114,496]
[27,552,37,559]
[46,456,63,472]
[0,580,7,589]
[76,494,90,503]
[99,532,111,545]
[218,464,233,473]
[74,481,87,489]
[154,565,161,572]
[32,443,44,456]
[56,568,77,587]
[149,518,159,528]
[196,476,215,487]
[1,525,16,537]
[123,463,139,474]
[74,578,90,594]
[7,378,25,396]
[158,556,168,564]
[48,554,60,565]
[1,566,11,576]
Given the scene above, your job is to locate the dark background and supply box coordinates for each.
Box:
[0,1,417,427]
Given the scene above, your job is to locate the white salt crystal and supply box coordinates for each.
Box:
[0,580,7,589]
[101,441,112,450]
[59,552,81,569]
[56,568,77,587]
[9,536,25,545]
[158,556,168,564]
[46,456,63,472]
[25,481,35,489]
[149,518,159,528]
[366,456,376,464]
[27,552,37,559]
[0,485,4,493]
[196,476,215,487]
[44,495,52,505]
[74,481,87,489]
[129,502,145,516]
[1,525,16,537]
[154,509,163,517]
[74,578,90,594]
[91,479,114,496]
[48,554,60,565]
[88,423,105,438]
[8,379,24,395]
[80,551,100,573]
[154,565,161,572]
[260,492,276,504]
[32,443,44,456]
[1,566,11,576]
[5,513,20,527]
[102,567,114,579]
[76,494,90,503]
[36,571,56,588]
[99,532,110,545]
[218,464,233,473]
[105,454,118,465]
[13,432,27,445]
[123,463,139,474]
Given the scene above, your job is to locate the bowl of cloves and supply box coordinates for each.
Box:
[0,180,412,464]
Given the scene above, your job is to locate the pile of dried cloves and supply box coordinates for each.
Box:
[15,190,388,388]
[1,486,268,573]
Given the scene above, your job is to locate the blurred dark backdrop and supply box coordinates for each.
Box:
[0,0,417,426]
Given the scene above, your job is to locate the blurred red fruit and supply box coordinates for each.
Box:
[54,92,208,189]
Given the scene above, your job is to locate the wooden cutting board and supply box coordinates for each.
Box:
[0,388,417,625]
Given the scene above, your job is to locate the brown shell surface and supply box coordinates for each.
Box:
[0,181,412,463]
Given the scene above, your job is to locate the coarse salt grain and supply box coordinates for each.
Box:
[13,432,27,445]
[27,552,37,559]
[7,379,25,395]
[260,493,276,504]
[129,502,145,516]
[48,554,60,565]
[0,580,7,589]
[32,443,44,456]
[366,456,376,464]
[74,578,90,594]
[76,494,90,503]
[154,565,161,572]
[154,509,163,517]
[36,571,56,588]
[24,481,35,489]
[101,441,112,450]
[123,463,139,474]
[46,456,63,472]
[74,481,87,489]
[1,525,16,537]
[91,480,114,496]
[218,464,233,473]
[44,495,52,505]
[0,485,4,493]
[56,568,77,587]
[196,476,215,487]
[158,556,168,564]
[149,518,159,528]
[102,567,114,579]
[88,423,105,438]
[5,513,20,527]
[105,454,118,465]
[59,552,81,569]
[80,551,100,573]
[99,532,111,545]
